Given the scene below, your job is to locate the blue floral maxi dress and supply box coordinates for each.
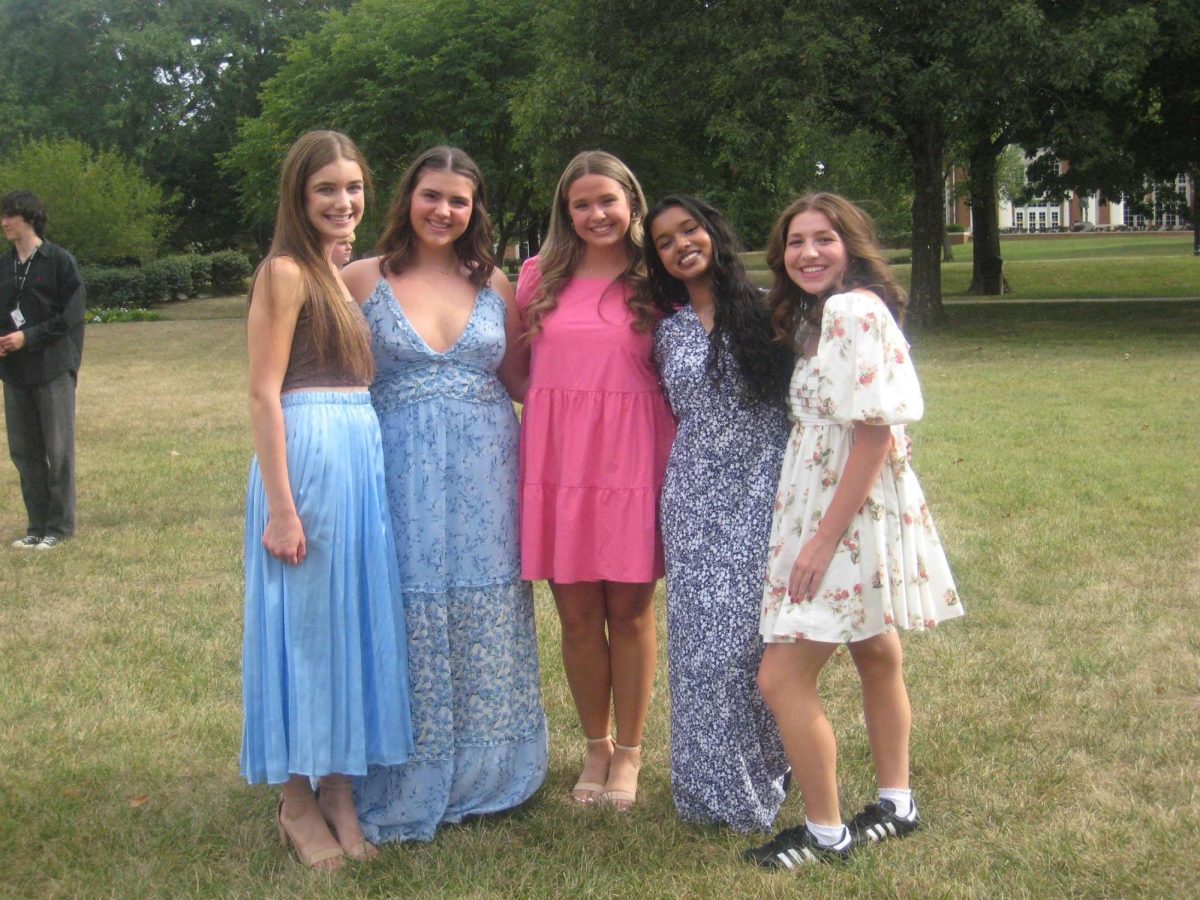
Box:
[354,280,548,843]
[654,306,792,833]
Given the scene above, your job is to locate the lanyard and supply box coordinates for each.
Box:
[13,253,35,292]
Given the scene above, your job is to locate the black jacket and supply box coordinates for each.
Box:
[0,240,86,385]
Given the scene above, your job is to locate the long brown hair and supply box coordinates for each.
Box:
[375,146,495,288]
[765,193,907,346]
[249,130,375,383]
[523,150,656,339]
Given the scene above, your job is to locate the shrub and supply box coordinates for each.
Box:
[946,223,967,233]
[208,250,253,295]
[84,267,151,308]
[144,256,194,303]
[184,255,211,297]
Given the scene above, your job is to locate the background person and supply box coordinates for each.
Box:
[642,194,793,832]
[744,193,963,870]
[514,151,675,810]
[0,190,85,551]
[331,232,355,267]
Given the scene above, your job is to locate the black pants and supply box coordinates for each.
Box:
[3,371,76,538]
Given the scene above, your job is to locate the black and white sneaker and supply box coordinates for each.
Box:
[847,799,921,846]
[35,536,62,551]
[11,535,42,549]
[741,825,852,870]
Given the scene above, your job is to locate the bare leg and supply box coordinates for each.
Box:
[602,580,656,808]
[551,581,614,800]
[279,775,343,871]
[757,640,841,826]
[848,631,910,791]
[317,774,377,861]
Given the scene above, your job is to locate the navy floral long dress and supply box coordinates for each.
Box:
[654,305,792,833]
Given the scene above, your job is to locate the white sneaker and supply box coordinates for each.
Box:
[35,536,63,550]
[11,535,42,549]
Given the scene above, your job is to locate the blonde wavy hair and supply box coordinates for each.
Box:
[523,150,656,338]
[765,193,907,346]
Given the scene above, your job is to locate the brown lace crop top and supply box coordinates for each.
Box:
[280,301,371,392]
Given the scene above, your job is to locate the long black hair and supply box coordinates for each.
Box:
[642,194,792,404]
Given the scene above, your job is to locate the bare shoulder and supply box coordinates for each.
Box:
[489,265,516,302]
[342,256,384,303]
[251,256,305,314]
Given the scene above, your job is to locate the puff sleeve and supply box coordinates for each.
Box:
[813,291,923,426]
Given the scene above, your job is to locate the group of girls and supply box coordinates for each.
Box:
[240,130,963,874]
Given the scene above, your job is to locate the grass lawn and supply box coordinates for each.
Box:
[743,234,1200,300]
[1,296,1198,897]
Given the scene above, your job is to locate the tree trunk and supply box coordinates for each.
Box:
[906,121,948,328]
[494,214,512,272]
[1192,168,1199,257]
[967,138,1007,294]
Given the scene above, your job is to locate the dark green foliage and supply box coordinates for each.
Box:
[225,0,541,255]
[184,255,211,298]
[84,267,150,309]
[83,250,253,308]
[144,257,195,302]
[207,250,253,296]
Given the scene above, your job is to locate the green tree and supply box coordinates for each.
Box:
[511,0,911,249]
[0,138,173,264]
[1022,0,1200,254]
[0,1,352,248]
[225,0,540,256]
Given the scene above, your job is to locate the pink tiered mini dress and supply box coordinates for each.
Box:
[517,257,675,584]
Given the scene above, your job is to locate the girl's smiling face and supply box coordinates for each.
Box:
[567,174,632,250]
[783,209,849,296]
[409,170,475,248]
[650,205,713,285]
[304,157,364,248]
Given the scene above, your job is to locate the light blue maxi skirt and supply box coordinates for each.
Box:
[241,391,414,785]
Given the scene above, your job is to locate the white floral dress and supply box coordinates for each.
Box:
[760,291,963,644]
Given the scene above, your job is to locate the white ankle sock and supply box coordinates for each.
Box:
[878,788,915,820]
[805,819,850,850]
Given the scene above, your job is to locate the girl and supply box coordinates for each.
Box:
[516,151,675,810]
[644,195,794,832]
[241,131,413,871]
[342,147,547,842]
[743,194,963,869]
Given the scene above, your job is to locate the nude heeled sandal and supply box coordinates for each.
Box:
[600,742,641,812]
[571,734,614,804]
[277,795,344,872]
[316,779,379,861]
